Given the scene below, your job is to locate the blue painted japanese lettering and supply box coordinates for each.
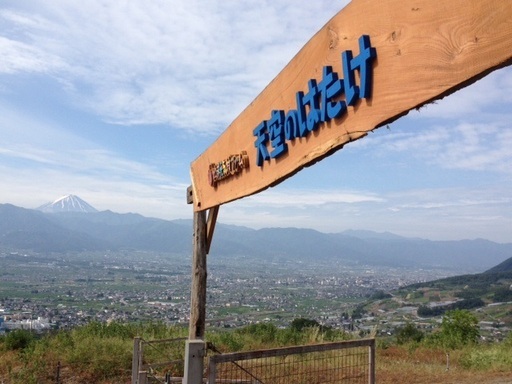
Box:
[253,121,270,167]
[253,35,377,167]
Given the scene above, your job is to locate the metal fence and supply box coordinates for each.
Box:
[132,336,187,384]
[207,338,375,384]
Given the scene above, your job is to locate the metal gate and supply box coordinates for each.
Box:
[132,336,187,384]
[207,338,376,384]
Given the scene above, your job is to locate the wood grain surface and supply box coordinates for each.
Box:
[190,0,512,212]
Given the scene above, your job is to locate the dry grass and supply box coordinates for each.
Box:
[377,346,512,384]
[1,323,511,383]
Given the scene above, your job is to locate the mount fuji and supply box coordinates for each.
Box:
[37,194,98,213]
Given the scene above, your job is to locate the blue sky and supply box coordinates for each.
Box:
[0,0,511,242]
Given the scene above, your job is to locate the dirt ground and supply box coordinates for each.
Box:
[377,370,512,384]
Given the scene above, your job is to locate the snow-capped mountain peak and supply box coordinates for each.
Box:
[37,194,98,213]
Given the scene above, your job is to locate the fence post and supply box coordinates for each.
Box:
[183,339,206,384]
[369,339,376,384]
[207,355,216,384]
[132,337,141,384]
[55,361,60,384]
[138,371,148,384]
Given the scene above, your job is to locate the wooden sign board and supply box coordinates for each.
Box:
[190,0,512,212]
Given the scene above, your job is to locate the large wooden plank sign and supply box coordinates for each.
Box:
[190,0,512,211]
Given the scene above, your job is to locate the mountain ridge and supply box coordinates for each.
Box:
[0,200,511,272]
[485,256,512,274]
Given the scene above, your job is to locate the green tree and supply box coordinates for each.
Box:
[370,290,392,300]
[290,318,320,332]
[440,309,480,348]
[494,286,512,303]
[395,322,424,345]
[352,305,366,320]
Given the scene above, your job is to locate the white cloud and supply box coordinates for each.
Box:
[439,123,512,173]
[0,104,188,217]
[0,36,65,74]
[0,0,348,133]
[355,118,512,175]
[0,162,189,219]
[242,188,384,208]
[219,184,512,242]
[387,187,512,212]
[412,68,512,120]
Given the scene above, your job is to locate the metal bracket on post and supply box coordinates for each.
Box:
[186,185,194,205]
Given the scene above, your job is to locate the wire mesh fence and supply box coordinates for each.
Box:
[207,338,375,384]
[132,336,188,384]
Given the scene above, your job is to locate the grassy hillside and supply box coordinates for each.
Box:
[355,269,512,346]
[1,318,511,384]
[486,256,512,274]
[396,268,512,311]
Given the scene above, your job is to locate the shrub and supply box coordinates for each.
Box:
[73,321,135,340]
[395,322,424,345]
[210,331,245,352]
[290,318,321,332]
[236,323,277,344]
[65,334,132,380]
[370,290,392,300]
[3,329,35,351]
[460,343,512,371]
[440,309,480,349]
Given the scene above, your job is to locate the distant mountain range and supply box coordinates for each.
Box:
[0,196,511,273]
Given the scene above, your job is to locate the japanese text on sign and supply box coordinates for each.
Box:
[208,151,249,187]
[253,35,377,167]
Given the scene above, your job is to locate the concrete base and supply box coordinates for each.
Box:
[182,340,205,384]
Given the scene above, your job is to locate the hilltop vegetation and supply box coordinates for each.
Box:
[352,263,512,347]
[1,315,511,384]
[396,267,512,319]
[0,320,351,383]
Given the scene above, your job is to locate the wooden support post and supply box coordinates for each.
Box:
[184,210,208,384]
[189,209,207,339]
[206,205,219,255]
[131,337,141,384]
